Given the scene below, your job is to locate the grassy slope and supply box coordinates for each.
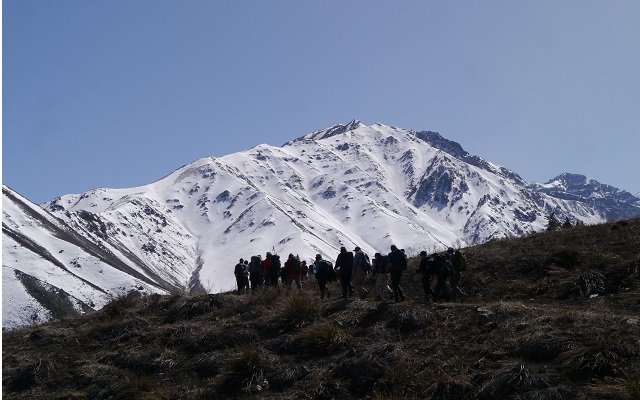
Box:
[3,218,639,400]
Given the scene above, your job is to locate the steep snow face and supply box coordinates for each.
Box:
[5,121,638,328]
[2,186,172,329]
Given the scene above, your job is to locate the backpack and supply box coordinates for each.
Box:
[454,250,467,271]
[270,255,281,271]
[389,250,407,272]
[434,254,452,278]
[250,255,262,273]
[396,251,408,271]
[316,260,335,280]
[289,256,302,272]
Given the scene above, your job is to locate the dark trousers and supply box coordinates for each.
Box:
[250,272,263,291]
[236,277,246,293]
[390,271,405,302]
[317,278,329,298]
[450,271,461,300]
[422,278,434,300]
[340,270,353,297]
[434,276,450,302]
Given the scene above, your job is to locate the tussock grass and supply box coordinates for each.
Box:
[297,322,351,356]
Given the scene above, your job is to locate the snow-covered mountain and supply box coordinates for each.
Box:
[4,121,640,328]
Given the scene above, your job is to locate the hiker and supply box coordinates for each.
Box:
[301,260,309,281]
[387,245,407,302]
[352,247,371,299]
[448,247,467,301]
[372,252,393,300]
[334,246,354,298]
[416,251,435,302]
[432,252,452,302]
[268,253,281,286]
[313,254,334,299]
[263,252,273,286]
[285,253,303,290]
[234,258,248,294]
[243,260,250,289]
[249,255,263,292]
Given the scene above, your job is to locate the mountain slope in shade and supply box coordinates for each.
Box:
[4,121,640,328]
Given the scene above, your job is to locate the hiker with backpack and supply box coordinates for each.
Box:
[249,255,264,292]
[285,253,303,290]
[387,245,407,303]
[313,254,335,299]
[372,252,393,301]
[334,246,355,298]
[263,252,273,286]
[267,253,281,286]
[432,252,452,302]
[416,251,435,302]
[352,246,371,299]
[448,248,467,301]
[234,258,248,294]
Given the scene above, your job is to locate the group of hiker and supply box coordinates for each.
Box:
[233,245,467,303]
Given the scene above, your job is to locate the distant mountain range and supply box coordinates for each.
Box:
[3,120,639,328]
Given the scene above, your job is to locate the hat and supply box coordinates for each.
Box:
[354,246,361,252]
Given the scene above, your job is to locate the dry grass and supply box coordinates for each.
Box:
[3,217,640,399]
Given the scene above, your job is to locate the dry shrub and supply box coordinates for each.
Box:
[385,308,432,333]
[266,365,309,391]
[477,364,550,399]
[97,347,177,374]
[373,356,417,398]
[359,301,391,327]
[246,285,283,308]
[163,294,223,323]
[85,313,150,344]
[188,352,221,379]
[575,270,606,297]
[27,326,73,345]
[276,294,319,330]
[335,354,390,397]
[546,249,580,269]
[219,346,274,394]
[423,372,475,400]
[262,334,298,355]
[2,358,55,391]
[297,322,351,356]
[561,341,638,380]
[519,334,573,362]
[101,294,144,319]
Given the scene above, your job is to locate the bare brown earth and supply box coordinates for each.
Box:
[3,218,639,399]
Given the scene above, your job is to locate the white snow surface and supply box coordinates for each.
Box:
[5,120,623,328]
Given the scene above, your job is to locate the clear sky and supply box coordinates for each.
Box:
[3,1,639,204]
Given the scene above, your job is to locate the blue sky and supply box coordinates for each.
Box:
[3,1,639,204]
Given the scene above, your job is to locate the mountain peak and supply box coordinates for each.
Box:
[286,119,363,145]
